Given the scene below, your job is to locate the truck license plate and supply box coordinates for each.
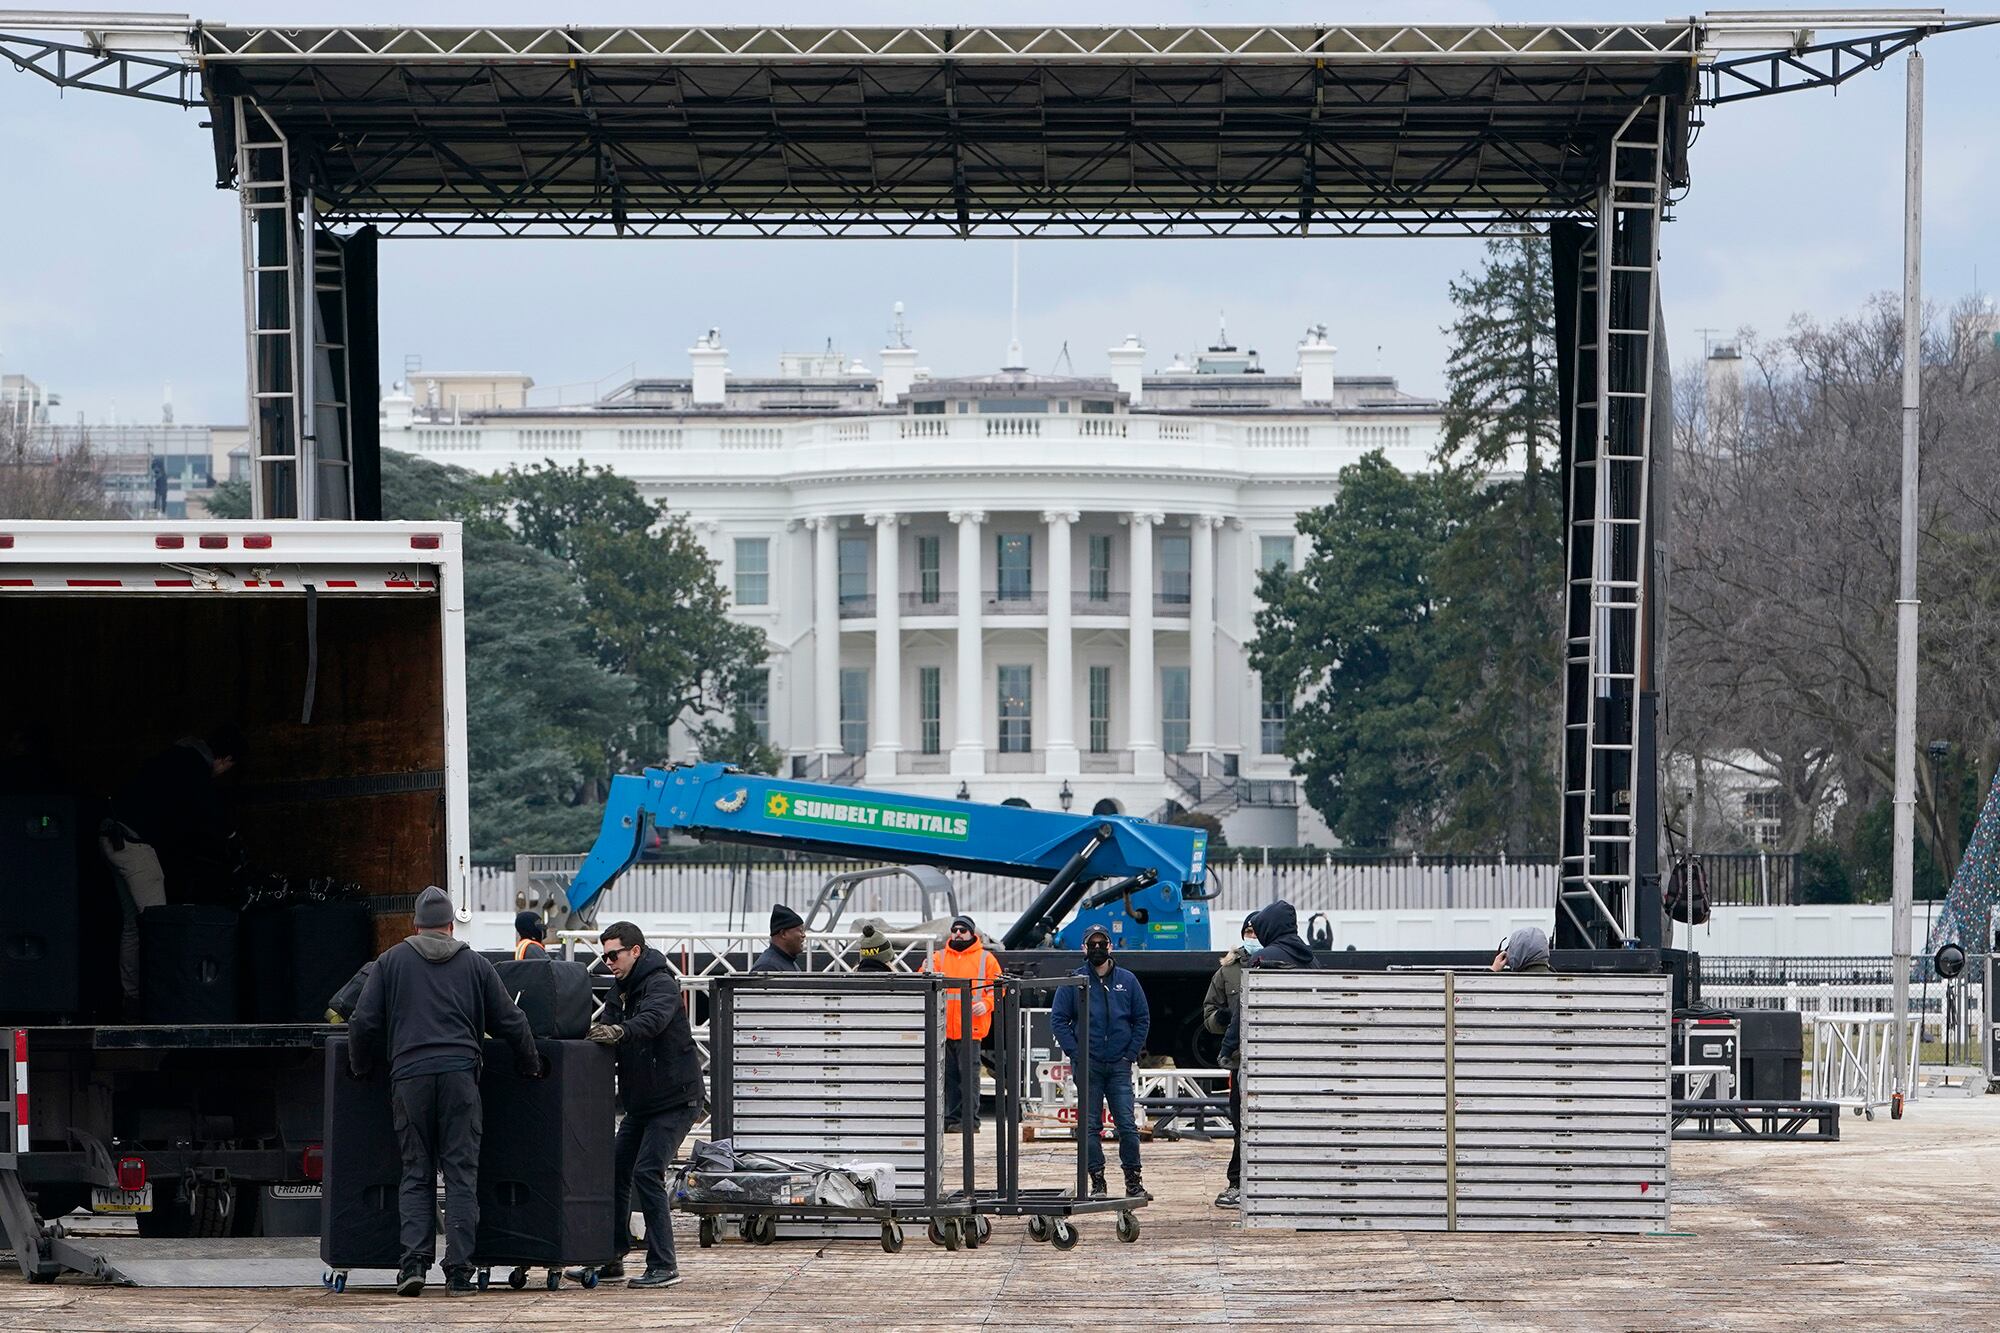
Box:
[90,1185,153,1215]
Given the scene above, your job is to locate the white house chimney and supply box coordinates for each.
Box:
[1296,324,1337,403]
[1108,334,1146,403]
[381,383,415,433]
[880,301,918,405]
[690,328,729,407]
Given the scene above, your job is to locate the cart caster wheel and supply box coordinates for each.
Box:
[975,1215,993,1245]
[1117,1211,1140,1243]
[1049,1219,1079,1250]
[881,1221,904,1254]
[699,1216,718,1248]
[546,1268,562,1290]
[1865,1108,1876,1121]
[331,1272,347,1293]
[508,1268,528,1290]
[1026,1215,1050,1242]
[739,1218,757,1243]
[476,1269,490,1292]
[321,1270,333,1290]
[944,1218,964,1251]
[928,1218,945,1247]
[751,1214,778,1246]
[582,1270,599,1290]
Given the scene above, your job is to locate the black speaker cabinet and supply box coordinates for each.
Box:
[0,795,81,1016]
[319,1036,407,1271]
[473,1038,617,1269]
[140,904,238,1024]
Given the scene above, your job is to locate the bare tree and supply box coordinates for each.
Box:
[1670,295,2000,872]
[0,413,116,520]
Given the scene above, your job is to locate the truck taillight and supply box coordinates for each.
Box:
[0,535,13,548]
[198,534,228,550]
[301,1144,324,1182]
[410,534,440,550]
[243,534,272,550]
[117,1157,147,1191]
[154,534,185,549]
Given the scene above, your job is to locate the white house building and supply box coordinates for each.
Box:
[384,317,1443,845]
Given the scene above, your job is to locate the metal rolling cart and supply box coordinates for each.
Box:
[981,974,1145,1249]
[687,972,983,1253]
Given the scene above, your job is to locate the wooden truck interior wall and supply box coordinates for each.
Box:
[0,593,445,951]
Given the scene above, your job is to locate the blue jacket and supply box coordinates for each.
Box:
[1050,963,1150,1068]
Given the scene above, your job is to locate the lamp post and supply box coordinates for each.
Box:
[956,781,970,801]
[1059,780,1074,812]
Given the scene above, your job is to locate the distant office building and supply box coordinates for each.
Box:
[383,316,1446,845]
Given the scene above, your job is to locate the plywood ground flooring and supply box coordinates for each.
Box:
[4,1095,1999,1332]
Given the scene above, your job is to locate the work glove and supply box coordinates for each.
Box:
[324,1007,346,1025]
[519,1052,550,1079]
[588,1024,625,1046]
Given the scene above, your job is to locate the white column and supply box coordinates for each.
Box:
[950,509,987,775]
[1126,511,1163,779]
[811,517,840,757]
[1043,509,1080,776]
[867,512,903,779]
[1189,514,1219,756]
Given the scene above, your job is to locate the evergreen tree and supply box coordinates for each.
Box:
[1428,236,1565,853]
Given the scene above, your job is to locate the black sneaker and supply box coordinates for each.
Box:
[1215,1186,1241,1209]
[395,1266,425,1298]
[568,1262,624,1282]
[1089,1171,1107,1198]
[445,1270,477,1297]
[1124,1171,1148,1199]
[629,1266,682,1289]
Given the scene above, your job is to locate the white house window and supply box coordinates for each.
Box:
[997,665,1033,753]
[1259,535,1293,575]
[919,667,942,754]
[1161,666,1190,754]
[1088,666,1112,753]
[838,536,869,606]
[839,668,869,755]
[734,537,769,605]
[1160,534,1191,604]
[1260,681,1288,754]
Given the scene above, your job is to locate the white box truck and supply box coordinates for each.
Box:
[0,519,469,1280]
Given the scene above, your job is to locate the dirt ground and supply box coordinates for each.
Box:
[5,1096,2000,1332]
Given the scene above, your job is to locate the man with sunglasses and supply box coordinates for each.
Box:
[923,914,1002,1132]
[580,922,704,1288]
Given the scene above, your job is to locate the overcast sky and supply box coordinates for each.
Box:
[2,2,1995,423]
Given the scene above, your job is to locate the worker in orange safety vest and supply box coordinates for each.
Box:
[925,914,1002,1132]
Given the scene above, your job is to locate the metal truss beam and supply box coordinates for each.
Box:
[190,22,1701,65]
[319,206,1571,240]
[0,30,195,105]
[1701,21,1991,103]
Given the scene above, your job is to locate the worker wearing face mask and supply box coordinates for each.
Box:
[1050,925,1151,1199]
[1202,919,1262,1208]
[924,914,1002,1132]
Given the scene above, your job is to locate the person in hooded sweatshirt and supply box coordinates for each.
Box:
[1203,918,1261,1208]
[1218,899,1316,1070]
[1492,926,1553,973]
[347,886,541,1298]
[752,904,806,972]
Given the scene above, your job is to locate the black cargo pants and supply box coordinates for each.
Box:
[390,1070,482,1274]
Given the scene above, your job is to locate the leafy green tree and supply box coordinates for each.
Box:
[1250,453,1460,846]
[692,703,783,776]
[502,460,768,758]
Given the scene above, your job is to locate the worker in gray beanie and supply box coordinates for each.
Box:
[347,886,541,1297]
[753,903,806,972]
[1492,926,1553,973]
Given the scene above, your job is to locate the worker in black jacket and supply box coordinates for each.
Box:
[752,903,806,972]
[101,727,246,1008]
[579,921,705,1289]
[1218,900,1317,1067]
[348,886,541,1298]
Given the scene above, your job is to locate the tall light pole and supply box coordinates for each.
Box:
[1889,48,1924,1112]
